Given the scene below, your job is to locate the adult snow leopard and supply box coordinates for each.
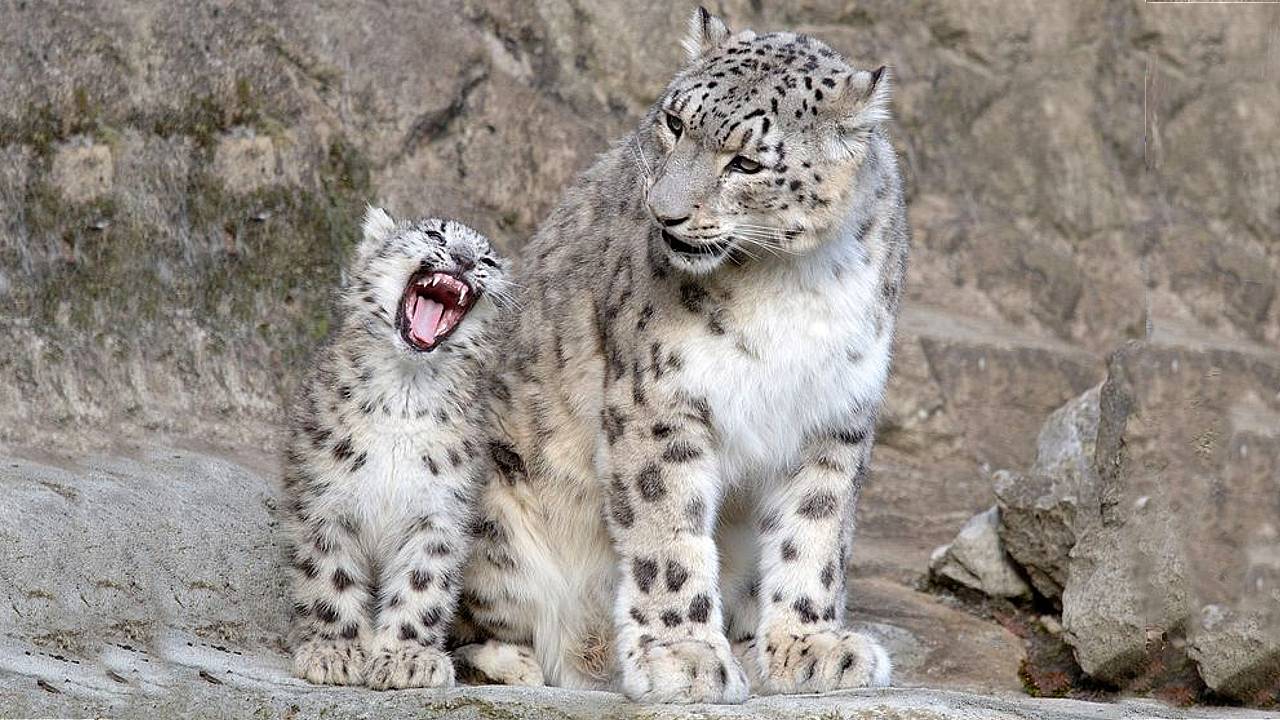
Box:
[458,8,908,704]
[284,209,511,689]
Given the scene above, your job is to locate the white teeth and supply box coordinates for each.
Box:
[413,273,472,304]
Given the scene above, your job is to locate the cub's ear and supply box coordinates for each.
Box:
[682,6,731,63]
[833,65,893,131]
[362,205,396,244]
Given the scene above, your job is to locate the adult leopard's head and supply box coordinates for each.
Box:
[644,8,893,274]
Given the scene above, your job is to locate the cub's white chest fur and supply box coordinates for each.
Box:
[678,243,892,482]
[330,414,454,527]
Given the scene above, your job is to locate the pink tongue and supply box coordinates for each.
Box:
[410,296,445,344]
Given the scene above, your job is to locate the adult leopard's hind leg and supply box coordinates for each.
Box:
[454,640,545,686]
[450,513,544,689]
[753,428,892,694]
[455,441,550,686]
[718,494,765,691]
[730,637,765,690]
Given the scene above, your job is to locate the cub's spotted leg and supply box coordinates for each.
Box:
[603,394,748,704]
[364,512,468,690]
[754,429,892,694]
[287,511,372,686]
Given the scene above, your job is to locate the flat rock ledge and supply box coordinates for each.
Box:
[2,627,1275,720]
[2,448,1274,720]
[3,644,1276,720]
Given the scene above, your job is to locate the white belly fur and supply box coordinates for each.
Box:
[678,243,892,485]
[316,417,461,556]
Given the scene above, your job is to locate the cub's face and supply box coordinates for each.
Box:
[644,13,891,275]
[347,208,510,353]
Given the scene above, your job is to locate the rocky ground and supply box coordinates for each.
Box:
[2,0,1278,717]
[1,444,1275,719]
[928,338,1280,704]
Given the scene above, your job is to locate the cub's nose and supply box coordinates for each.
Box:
[655,214,690,228]
[450,251,476,272]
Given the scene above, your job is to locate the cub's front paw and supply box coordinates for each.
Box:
[293,637,367,686]
[621,636,749,704]
[365,642,456,690]
[759,629,891,695]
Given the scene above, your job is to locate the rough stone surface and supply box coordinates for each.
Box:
[1078,340,1280,697]
[8,670,1276,720]
[977,339,1280,695]
[930,507,1033,600]
[994,387,1102,600]
[1189,605,1280,704]
[1061,498,1191,685]
[0,440,1265,720]
[0,447,1026,693]
[0,448,290,660]
[3,0,1278,466]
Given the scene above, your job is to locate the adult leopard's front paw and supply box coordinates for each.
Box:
[293,637,367,686]
[621,636,749,704]
[364,642,455,690]
[759,629,891,695]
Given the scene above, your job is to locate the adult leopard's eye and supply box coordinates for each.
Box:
[665,113,684,137]
[726,156,763,174]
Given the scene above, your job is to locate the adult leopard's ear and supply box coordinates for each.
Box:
[833,65,893,132]
[682,6,731,63]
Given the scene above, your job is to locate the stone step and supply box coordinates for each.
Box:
[2,623,1272,720]
[0,446,1021,695]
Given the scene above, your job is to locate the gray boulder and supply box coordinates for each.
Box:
[994,386,1102,600]
[1188,605,1280,703]
[1060,496,1190,684]
[0,449,290,659]
[986,338,1280,696]
[929,507,1032,600]
[1063,340,1279,693]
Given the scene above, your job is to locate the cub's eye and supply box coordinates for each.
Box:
[726,156,763,174]
[664,113,684,137]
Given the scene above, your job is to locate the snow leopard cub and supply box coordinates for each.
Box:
[283,207,510,689]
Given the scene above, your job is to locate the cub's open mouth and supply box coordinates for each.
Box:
[397,270,476,352]
[662,230,731,258]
